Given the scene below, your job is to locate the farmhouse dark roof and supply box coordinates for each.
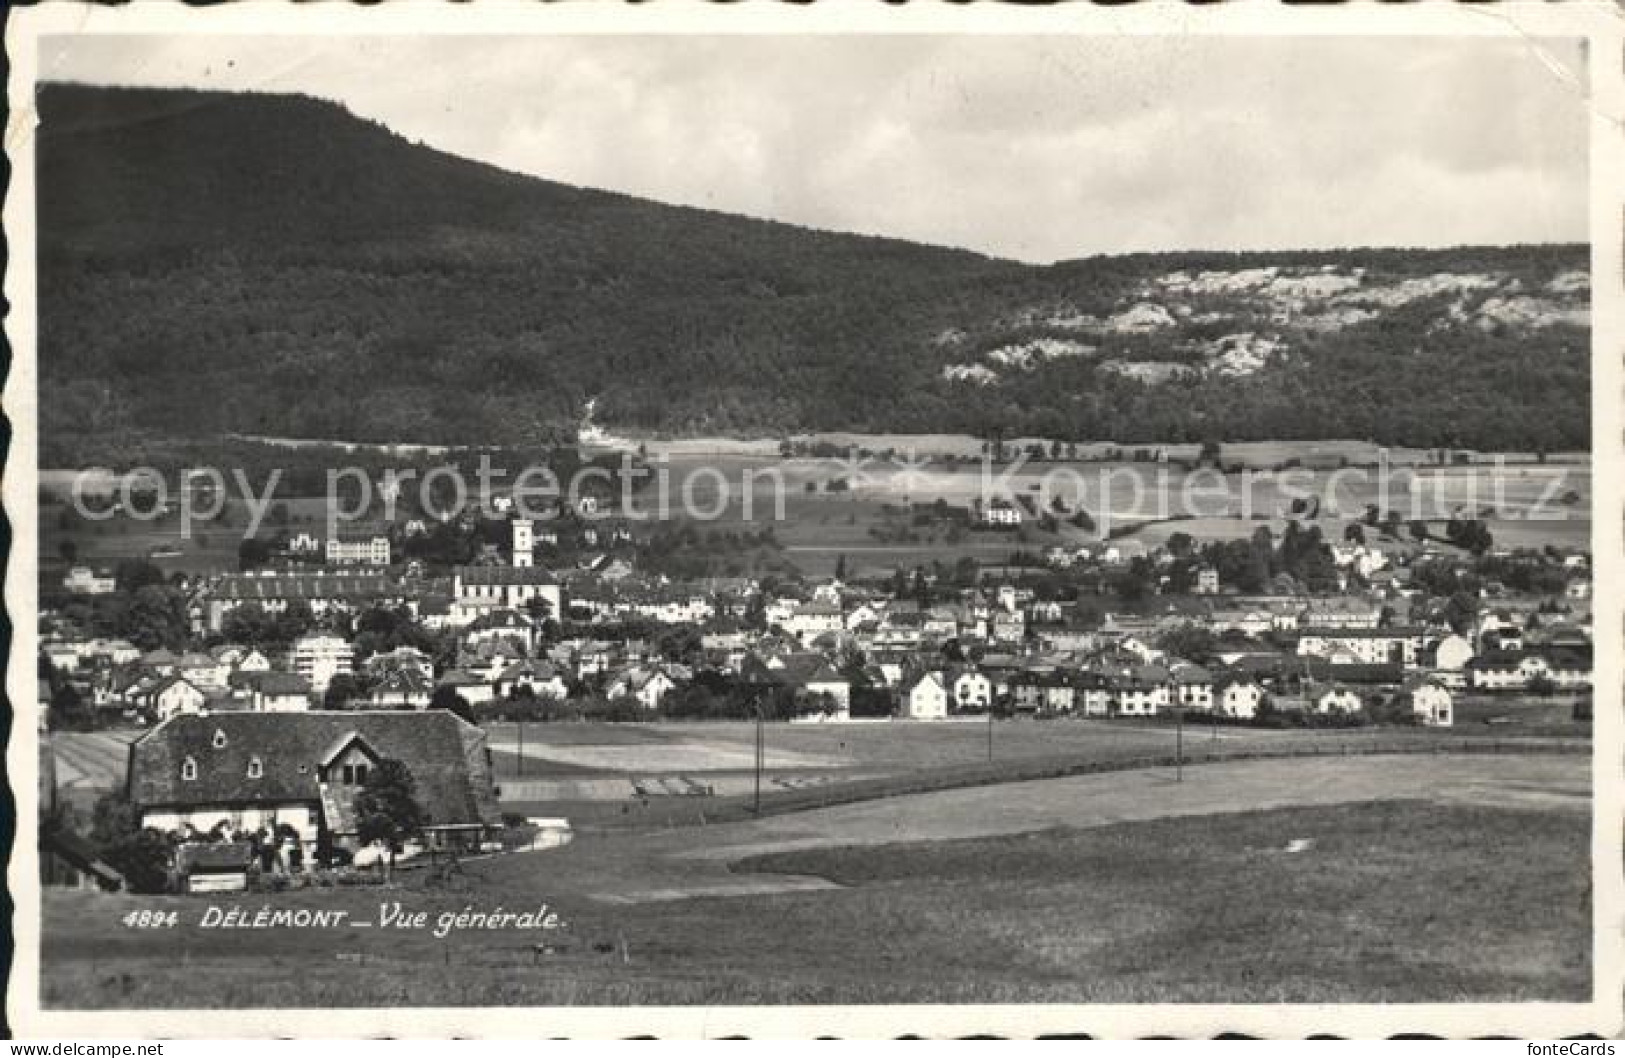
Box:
[129,711,498,829]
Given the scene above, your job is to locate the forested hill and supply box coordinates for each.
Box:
[37,82,1590,463]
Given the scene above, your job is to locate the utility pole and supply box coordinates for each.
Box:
[986,704,994,763]
[753,698,764,815]
[1175,704,1184,783]
[517,718,525,778]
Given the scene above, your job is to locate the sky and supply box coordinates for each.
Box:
[38,33,1590,263]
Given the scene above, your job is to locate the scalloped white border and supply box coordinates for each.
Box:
[5,0,1622,1039]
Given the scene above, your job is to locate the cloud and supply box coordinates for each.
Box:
[38,33,1589,262]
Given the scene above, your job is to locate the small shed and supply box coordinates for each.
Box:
[177,841,257,894]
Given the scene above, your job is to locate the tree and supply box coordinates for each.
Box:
[353,759,424,880]
[90,792,172,894]
[1157,623,1218,664]
[1443,591,1478,636]
[1408,519,1429,541]
[114,559,168,594]
[834,554,848,581]
[50,683,94,732]
[1526,674,1557,697]
[324,673,370,709]
[1343,523,1365,545]
[655,624,703,665]
[238,536,274,571]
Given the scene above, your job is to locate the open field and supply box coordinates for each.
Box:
[41,752,1589,1006]
[481,719,1437,821]
[633,454,1593,575]
[1453,695,1591,734]
[626,433,1590,469]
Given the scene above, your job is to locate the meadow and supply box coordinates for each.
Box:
[40,752,1590,1006]
[40,440,1591,583]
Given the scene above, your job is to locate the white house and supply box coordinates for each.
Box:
[951,671,993,711]
[1217,678,1264,719]
[1170,664,1214,710]
[325,533,391,566]
[1403,679,1453,727]
[782,602,844,643]
[148,676,208,721]
[903,672,949,720]
[606,666,677,710]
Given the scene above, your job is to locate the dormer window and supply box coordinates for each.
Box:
[181,756,198,781]
[247,756,263,779]
[212,729,228,749]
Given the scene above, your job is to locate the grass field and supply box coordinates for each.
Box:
[40,752,1589,1006]
[482,718,1475,827]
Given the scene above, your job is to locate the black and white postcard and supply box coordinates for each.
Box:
[5,1,1622,1040]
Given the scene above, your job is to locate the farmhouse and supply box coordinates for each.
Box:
[128,711,500,860]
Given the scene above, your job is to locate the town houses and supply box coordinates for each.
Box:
[38,492,1594,898]
[41,506,1595,735]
